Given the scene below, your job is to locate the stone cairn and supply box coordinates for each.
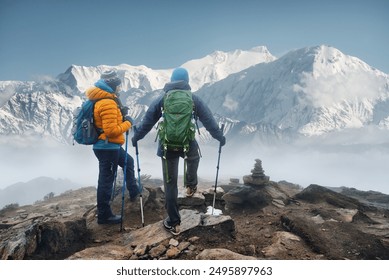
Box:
[222,159,270,210]
[243,159,270,187]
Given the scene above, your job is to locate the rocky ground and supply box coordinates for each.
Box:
[1,167,389,260]
[80,179,319,260]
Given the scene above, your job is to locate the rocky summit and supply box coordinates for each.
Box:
[1,161,389,260]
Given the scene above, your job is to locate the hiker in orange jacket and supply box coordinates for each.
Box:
[86,70,139,225]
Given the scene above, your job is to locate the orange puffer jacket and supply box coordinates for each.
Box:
[86,87,131,145]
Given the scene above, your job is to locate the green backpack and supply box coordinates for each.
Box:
[158,89,196,153]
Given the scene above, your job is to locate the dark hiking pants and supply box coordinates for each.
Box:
[94,147,138,219]
[161,144,200,227]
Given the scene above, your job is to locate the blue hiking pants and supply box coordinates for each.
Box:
[94,147,139,219]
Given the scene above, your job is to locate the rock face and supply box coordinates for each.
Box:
[1,171,389,260]
[281,184,389,260]
[0,187,96,259]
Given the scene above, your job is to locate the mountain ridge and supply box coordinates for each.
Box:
[0,44,388,145]
[0,176,81,208]
[196,45,389,137]
[57,45,275,94]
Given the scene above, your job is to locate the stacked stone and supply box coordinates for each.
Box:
[243,159,269,186]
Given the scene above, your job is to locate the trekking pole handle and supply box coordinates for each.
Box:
[133,125,140,157]
[220,123,225,135]
[135,142,139,155]
[219,123,225,153]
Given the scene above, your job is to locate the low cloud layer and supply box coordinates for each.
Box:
[1,133,388,200]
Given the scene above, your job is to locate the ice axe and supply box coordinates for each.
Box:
[212,123,225,215]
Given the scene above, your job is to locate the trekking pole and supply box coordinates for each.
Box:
[134,127,145,227]
[120,131,129,232]
[212,123,225,215]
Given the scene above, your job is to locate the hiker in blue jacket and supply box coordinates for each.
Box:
[132,67,225,235]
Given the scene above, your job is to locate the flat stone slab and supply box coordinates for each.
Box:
[122,209,202,247]
[122,209,234,249]
[243,175,270,186]
[202,214,232,227]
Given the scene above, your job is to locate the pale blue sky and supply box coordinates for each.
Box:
[0,0,388,81]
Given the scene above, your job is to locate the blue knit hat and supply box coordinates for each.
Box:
[100,70,121,91]
[170,67,189,83]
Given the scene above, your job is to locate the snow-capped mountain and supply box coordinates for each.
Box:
[0,80,80,143]
[0,46,275,144]
[0,45,388,146]
[196,45,389,138]
[58,64,170,95]
[57,46,275,93]
[182,46,275,91]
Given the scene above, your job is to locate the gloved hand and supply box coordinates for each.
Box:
[219,136,226,147]
[124,116,135,126]
[121,106,129,116]
[131,136,137,147]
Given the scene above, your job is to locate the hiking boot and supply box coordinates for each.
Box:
[163,220,181,236]
[186,186,197,197]
[97,214,122,225]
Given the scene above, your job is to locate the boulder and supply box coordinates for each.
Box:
[196,248,257,260]
[66,244,132,260]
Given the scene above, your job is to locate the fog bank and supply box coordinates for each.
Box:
[0,136,388,196]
